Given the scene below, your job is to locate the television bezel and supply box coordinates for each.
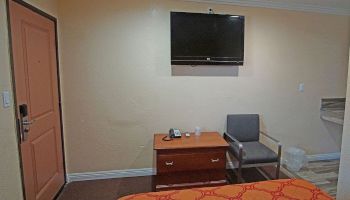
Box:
[171,11,245,66]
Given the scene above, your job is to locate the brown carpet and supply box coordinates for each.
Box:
[57,167,289,200]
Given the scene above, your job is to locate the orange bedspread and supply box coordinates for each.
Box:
[119,179,333,200]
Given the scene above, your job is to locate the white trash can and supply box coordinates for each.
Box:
[284,147,306,172]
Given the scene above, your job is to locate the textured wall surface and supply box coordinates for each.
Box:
[0,0,58,199]
[0,1,23,199]
[58,0,350,173]
[1,1,350,198]
[25,0,58,16]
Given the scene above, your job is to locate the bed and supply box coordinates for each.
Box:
[119,179,333,200]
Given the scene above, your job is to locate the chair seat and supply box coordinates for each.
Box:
[229,141,278,164]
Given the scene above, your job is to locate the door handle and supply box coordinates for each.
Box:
[22,119,35,126]
[19,118,32,142]
[18,104,32,142]
[211,158,220,163]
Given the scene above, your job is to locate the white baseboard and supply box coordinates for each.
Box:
[306,152,341,162]
[67,168,155,183]
[67,152,341,182]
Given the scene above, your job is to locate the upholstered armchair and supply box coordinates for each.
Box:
[224,114,282,182]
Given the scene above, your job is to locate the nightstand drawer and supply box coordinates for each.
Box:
[157,151,225,173]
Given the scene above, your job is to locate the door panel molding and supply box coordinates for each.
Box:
[6,0,66,199]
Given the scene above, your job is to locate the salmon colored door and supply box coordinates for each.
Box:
[9,1,65,199]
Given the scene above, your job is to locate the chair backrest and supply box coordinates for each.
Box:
[227,114,260,142]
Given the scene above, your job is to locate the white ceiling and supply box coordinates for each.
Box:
[185,0,350,15]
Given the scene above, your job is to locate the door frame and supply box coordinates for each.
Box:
[5,0,67,199]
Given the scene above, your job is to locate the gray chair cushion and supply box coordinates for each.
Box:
[227,114,260,142]
[229,141,278,164]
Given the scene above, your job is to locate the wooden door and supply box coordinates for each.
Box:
[9,1,65,199]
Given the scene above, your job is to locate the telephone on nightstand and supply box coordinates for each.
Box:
[162,128,182,141]
[169,128,181,138]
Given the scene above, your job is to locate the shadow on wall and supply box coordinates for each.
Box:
[172,65,239,76]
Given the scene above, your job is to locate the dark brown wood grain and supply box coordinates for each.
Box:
[153,132,229,191]
[157,150,226,173]
[154,132,229,150]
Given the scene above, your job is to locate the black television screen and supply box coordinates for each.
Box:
[171,12,245,65]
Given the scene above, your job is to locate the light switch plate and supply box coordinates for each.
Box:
[298,83,305,92]
[2,91,11,108]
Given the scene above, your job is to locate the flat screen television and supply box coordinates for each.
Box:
[171,12,245,65]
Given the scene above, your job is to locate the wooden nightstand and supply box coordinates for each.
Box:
[153,132,229,191]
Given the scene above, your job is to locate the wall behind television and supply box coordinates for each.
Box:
[58,0,350,173]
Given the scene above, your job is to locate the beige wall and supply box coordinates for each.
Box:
[0,1,23,199]
[58,0,350,173]
[25,0,58,17]
[2,0,348,197]
[337,49,350,200]
[0,0,58,199]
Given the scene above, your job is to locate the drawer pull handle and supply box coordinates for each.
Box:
[165,161,174,166]
[211,158,220,163]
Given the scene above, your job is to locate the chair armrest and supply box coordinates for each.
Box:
[223,132,243,149]
[260,131,280,144]
[259,131,282,161]
[224,133,244,162]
